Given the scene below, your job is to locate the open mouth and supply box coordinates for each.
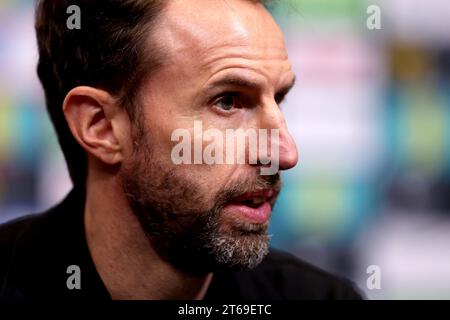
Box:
[232,189,274,207]
[237,197,267,208]
[225,189,275,224]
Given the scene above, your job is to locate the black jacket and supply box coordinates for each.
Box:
[0,188,363,300]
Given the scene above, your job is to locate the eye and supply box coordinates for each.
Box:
[213,93,240,111]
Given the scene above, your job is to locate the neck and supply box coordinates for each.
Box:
[83,169,213,300]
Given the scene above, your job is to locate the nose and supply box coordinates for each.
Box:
[277,122,298,171]
[259,100,298,171]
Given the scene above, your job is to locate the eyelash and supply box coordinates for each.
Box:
[211,91,287,113]
[212,93,241,112]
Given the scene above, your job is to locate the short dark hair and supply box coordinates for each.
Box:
[35,0,166,186]
[35,0,267,187]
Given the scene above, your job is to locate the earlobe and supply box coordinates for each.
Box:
[63,86,124,166]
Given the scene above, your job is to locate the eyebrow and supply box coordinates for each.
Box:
[205,74,297,98]
[205,75,263,92]
[276,74,297,96]
[276,75,296,102]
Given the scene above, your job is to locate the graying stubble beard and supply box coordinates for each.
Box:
[120,132,275,275]
[206,221,270,270]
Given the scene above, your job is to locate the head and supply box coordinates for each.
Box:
[36,0,298,275]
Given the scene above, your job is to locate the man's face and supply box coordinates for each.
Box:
[121,0,298,275]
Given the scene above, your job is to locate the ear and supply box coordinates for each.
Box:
[63,86,125,166]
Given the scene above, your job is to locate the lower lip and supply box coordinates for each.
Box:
[224,201,272,224]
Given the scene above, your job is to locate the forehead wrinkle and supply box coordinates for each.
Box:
[201,40,288,61]
[165,32,288,69]
[198,54,293,87]
[196,38,290,76]
[200,51,290,74]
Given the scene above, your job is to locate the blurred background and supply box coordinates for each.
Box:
[0,0,449,299]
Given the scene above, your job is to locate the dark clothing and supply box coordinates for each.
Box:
[0,188,363,300]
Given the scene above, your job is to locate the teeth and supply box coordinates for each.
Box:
[252,197,265,205]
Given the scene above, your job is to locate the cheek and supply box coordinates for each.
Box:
[172,163,242,200]
[139,98,249,189]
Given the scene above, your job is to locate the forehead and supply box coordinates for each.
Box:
[154,0,291,79]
